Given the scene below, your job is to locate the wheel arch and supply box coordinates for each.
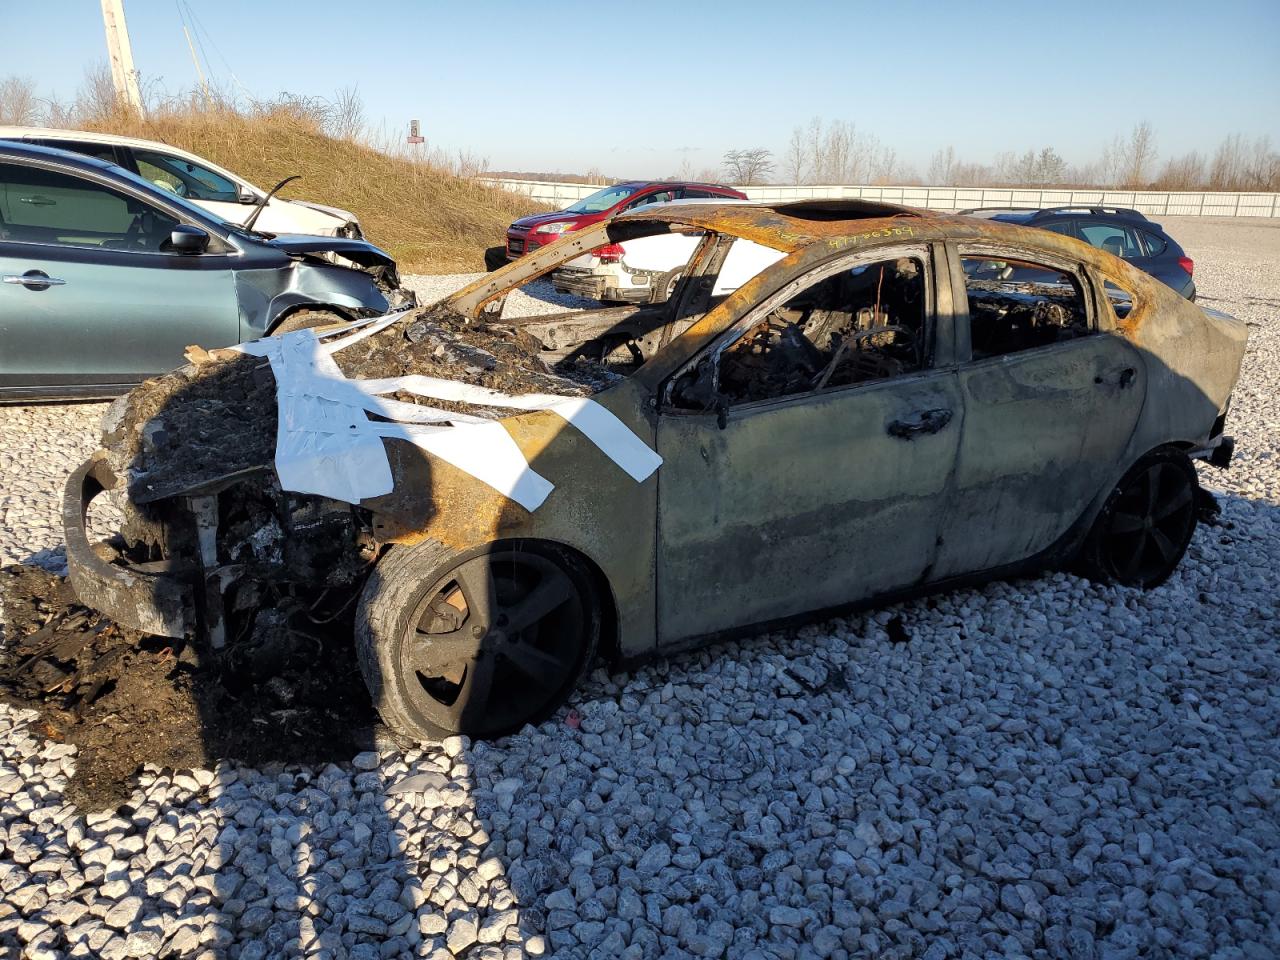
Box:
[267,302,355,334]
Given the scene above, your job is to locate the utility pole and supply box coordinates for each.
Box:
[100,0,143,113]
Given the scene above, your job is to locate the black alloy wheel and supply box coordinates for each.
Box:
[1081,450,1199,589]
[357,541,599,740]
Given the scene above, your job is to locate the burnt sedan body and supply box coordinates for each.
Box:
[65,201,1246,741]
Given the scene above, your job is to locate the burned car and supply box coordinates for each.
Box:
[65,200,1246,740]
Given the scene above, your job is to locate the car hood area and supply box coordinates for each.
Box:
[288,199,359,223]
[265,234,396,269]
[510,210,591,230]
[99,306,625,507]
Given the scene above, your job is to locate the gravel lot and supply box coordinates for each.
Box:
[1,218,1277,960]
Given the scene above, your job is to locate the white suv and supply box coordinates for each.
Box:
[0,127,362,238]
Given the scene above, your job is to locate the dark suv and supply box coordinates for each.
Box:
[959,206,1195,300]
[505,180,747,261]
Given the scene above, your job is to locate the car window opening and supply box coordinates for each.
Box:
[961,255,1091,359]
[0,161,181,252]
[1104,280,1138,320]
[671,256,928,410]
[500,228,780,383]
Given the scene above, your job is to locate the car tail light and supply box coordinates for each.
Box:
[1178,255,1194,276]
[594,243,625,263]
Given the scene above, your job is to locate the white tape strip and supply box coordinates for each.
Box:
[229,311,661,510]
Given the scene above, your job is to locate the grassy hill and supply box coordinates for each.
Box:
[86,108,547,274]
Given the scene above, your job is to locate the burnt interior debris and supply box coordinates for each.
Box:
[962,257,1091,358]
[674,257,928,407]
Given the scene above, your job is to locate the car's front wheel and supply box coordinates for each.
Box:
[270,308,346,335]
[1077,448,1199,589]
[355,540,600,740]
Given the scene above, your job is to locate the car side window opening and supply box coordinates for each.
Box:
[674,255,929,409]
[38,140,119,164]
[1140,230,1167,257]
[132,149,240,202]
[0,162,180,251]
[961,255,1091,359]
[1077,221,1143,259]
[1103,280,1138,320]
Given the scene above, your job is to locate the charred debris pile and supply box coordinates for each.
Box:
[0,564,377,810]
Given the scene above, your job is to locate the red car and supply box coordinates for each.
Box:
[505,180,747,260]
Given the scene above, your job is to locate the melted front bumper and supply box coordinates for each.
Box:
[63,452,195,639]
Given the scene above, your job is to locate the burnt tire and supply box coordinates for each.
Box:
[271,308,346,335]
[1076,448,1199,589]
[355,539,600,741]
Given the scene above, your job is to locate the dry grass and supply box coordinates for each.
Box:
[84,106,547,273]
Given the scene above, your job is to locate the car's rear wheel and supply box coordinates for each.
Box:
[1077,448,1199,589]
[271,308,346,335]
[355,540,600,740]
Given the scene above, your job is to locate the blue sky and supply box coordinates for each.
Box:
[9,0,1280,178]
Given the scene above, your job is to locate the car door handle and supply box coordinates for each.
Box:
[887,408,953,440]
[18,195,55,206]
[4,273,67,288]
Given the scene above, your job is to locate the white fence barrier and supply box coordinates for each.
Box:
[474,177,1280,218]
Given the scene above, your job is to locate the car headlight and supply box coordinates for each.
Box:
[535,222,574,236]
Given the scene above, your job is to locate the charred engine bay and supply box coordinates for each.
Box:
[107,305,616,506]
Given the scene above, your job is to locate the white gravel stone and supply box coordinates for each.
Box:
[1,222,1278,959]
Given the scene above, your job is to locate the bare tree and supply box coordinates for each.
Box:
[784,127,807,185]
[722,147,774,185]
[327,86,365,142]
[1121,121,1158,187]
[1209,133,1247,189]
[74,64,120,124]
[927,146,956,185]
[0,76,41,125]
[1154,151,1206,190]
[1244,136,1280,191]
[869,145,900,184]
[1009,147,1067,185]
